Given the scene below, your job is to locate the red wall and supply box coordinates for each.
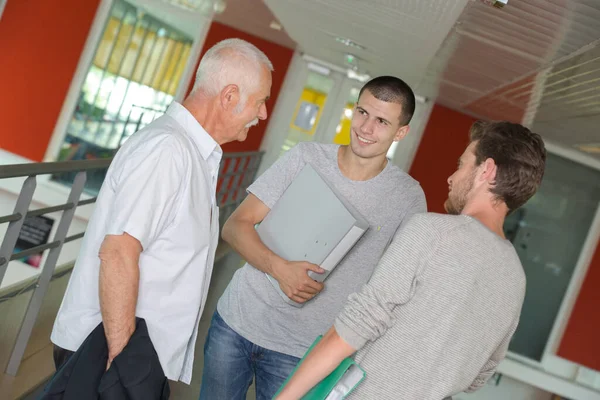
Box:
[186,21,294,153]
[0,0,101,161]
[558,242,600,371]
[409,104,477,213]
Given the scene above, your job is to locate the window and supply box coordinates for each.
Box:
[53,0,194,193]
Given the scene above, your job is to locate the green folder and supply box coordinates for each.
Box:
[273,335,366,399]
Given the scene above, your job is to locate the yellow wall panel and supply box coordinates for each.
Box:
[333,103,355,145]
[289,88,328,135]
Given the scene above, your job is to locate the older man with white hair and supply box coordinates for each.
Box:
[51,38,273,384]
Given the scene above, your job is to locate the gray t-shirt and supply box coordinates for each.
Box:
[217,142,427,357]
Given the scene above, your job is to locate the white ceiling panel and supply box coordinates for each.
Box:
[263,0,470,87]
[161,0,600,159]
[418,0,600,158]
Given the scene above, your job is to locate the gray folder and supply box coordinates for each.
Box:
[257,164,369,307]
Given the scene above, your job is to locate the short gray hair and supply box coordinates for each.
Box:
[192,38,273,99]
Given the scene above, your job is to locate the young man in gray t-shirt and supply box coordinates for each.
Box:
[198,76,426,400]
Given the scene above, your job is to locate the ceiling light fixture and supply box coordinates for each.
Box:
[269,20,282,31]
[213,0,226,14]
[307,62,331,76]
[347,69,370,83]
[335,36,366,51]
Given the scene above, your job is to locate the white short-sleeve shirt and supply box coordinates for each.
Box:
[51,102,222,383]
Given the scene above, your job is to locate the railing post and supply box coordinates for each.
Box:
[5,172,87,376]
[242,154,260,196]
[218,158,237,205]
[0,153,261,375]
[0,176,37,288]
[232,156,249,203]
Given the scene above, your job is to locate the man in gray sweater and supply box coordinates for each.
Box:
[276,120,547,400]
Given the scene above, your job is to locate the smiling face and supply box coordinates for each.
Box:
[348,89,409,160]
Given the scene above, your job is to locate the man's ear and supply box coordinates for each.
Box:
[220,84,241,111]
[480,158,498,185]
[393,124,410,142]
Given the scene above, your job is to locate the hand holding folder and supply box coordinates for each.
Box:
[273,335,366,400]
[271,260,325,304]
[257,164,369,307]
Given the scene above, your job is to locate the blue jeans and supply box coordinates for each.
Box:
[199,311,301,400]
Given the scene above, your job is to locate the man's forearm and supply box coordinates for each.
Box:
[222,218,283,276]
[99,235,140,362]
[276,327,356,400]
[221,195,325,303]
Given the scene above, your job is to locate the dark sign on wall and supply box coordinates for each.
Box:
[14,215,54,268]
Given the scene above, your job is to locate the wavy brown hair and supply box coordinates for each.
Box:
[469,120,547,212]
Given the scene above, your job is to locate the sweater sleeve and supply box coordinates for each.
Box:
[334,214,439,350]
[466,315,520,392]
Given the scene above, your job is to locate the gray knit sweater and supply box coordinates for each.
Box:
[334,213,525,399]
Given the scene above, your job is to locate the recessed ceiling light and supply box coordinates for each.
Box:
[335,37,366,51]
[307,62,331,76]
[269,21,282,31]
[415,95,428,104]
[213,0,227,14]
[347,69,370,83]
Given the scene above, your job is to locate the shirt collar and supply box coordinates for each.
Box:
[165,101,223,161]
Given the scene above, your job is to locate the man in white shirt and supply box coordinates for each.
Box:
[51,38,273,384]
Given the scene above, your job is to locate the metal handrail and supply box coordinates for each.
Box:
[0,213,21,224]
[0,158,112,179]
[0,150,263,377]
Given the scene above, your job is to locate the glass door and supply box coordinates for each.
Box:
[504,153,600,361]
